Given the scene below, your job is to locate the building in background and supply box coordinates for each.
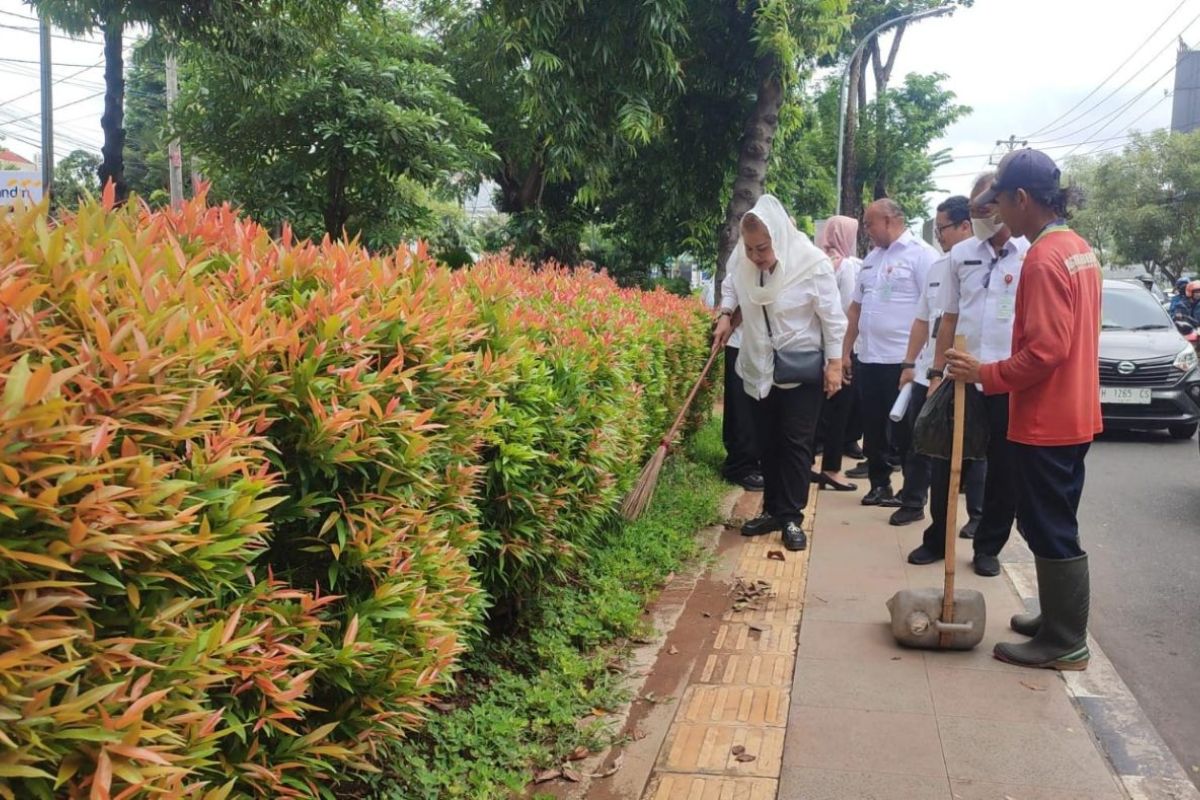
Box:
[1172,39,1200,134]
[0,149,37,171]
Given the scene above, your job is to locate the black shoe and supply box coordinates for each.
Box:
[814,473,857,492]
[782,521,807,551]
[889,462,903,473]
[741,513,782,537]
[844,442,864,460]
[907,544,944,565]
[889,507,926,526]
[878,494,903,508]
[846,462,869,479]
[861,486,895,506]
[959,518,979,539]
[973,553,1001,577]
[737,472,764,492]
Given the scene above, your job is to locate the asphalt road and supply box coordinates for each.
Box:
[1079,427,1200,787]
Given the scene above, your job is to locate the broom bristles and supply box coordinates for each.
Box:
[620,443,668,521]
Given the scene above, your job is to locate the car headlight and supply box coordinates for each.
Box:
[1175,345,1198,373]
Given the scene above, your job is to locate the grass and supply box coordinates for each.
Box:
[364,417,728,799]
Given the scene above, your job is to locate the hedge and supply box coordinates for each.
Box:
[0,190,712,799]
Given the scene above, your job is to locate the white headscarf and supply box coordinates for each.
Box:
[727,195,832,397]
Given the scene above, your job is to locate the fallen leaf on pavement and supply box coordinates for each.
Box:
[1019,680,1046,692]
[731,745,746,756]
[591,754,624,779]
[591,707,608,717]
[667,645,679,655]
[562,768,582,783]
[767,550,786,561]
[534,769,561,784]
[735,753,757,763]
[748,624,764,633]
[568,746,589,761]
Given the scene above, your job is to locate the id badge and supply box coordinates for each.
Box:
[997,295,1015,320]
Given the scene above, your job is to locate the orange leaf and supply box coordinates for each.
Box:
[0,546,81,573]
[91,748,112,800]
[24,362,52,404]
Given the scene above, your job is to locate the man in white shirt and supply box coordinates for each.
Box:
[889,195,978,527]
[841,199,938,506]
[908,173,1030,577]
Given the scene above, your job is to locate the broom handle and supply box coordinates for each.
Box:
[660,347,722,448]
[940,334,968,647]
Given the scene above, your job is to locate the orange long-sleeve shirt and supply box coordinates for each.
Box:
[979,226,1103,446]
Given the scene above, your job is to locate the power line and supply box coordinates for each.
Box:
[0,20,103,43]
[0,57,105,106]
[1021,0,1188,139]
[0,90,105,125]
[0,9,37,22]
[1026,8,1200,142]
[0,57,106,68]
[1064,92,1173,159]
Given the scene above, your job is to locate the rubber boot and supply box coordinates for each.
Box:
[994,555,1089,670]
[1010,611,1040,637]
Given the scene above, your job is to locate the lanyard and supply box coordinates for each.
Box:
[1032,218,1069,245]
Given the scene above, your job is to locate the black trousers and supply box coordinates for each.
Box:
[898,383,932,509]
[857,362,904,489]
[819,385,854,474]
[919,392,1014,555]
[1014,443,1089,560]
[722,346,762,479]
[754,383,823,523]
[844,355,863,449]
[922,458,987,554]
[973,393,1019,558]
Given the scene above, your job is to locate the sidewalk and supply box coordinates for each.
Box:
[585,479,1200,800]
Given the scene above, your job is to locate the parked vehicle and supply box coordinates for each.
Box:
[1099,280,1200,439]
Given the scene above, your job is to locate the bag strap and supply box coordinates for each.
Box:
[760,271,773,338]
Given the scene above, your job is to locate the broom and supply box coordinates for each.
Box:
[620,346,722,521]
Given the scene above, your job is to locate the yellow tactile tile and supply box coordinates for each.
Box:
[677,685,790,727]
[697,653,796,687]
[644,774,779,800]
[637,488,819,800]
[659,723,786,777]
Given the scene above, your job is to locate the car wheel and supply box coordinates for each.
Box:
[1167,422,1198,440]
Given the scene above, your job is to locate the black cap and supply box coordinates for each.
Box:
[974,148,1061,206]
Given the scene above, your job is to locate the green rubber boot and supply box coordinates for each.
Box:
[994,555,1089,671]
[1010,610,1040,637]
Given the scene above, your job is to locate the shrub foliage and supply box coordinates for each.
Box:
[0,191,711,799]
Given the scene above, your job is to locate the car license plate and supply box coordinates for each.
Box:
[1100,386,1152,405]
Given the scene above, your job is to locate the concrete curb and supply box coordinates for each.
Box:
[1002,542,1200,800]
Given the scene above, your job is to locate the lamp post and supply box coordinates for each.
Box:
[834,6,954,216]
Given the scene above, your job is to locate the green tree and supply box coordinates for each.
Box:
[51,148,101,208]
[25,0,366,202]
[1069,130,1200,282]
[176,10,493,247]
[770,72,968,222]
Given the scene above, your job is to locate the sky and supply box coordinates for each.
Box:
[0,0,1193,226]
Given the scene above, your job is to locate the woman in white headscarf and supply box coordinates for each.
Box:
[713,195,847,551]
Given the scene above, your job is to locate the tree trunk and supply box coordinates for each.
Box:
[496,158,545,214]
[98,8,127,202]
[323,164,349,238]
[839,48,865,221]
[714,60,784,287]
[871,26,906,201]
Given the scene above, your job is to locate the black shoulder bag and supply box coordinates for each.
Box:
[759,276,824,385]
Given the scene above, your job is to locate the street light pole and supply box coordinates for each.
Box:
[834,5,954,216]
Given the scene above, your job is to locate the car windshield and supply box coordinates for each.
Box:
[1102,287,1173,331]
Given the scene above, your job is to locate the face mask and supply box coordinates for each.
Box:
[972,216,1003,241]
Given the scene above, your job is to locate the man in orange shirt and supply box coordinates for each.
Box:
[945,149,1101,671]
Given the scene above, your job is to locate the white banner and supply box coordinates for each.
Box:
[1,171,45,210]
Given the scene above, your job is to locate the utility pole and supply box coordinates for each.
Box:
[165,53,184,209]
[39,15,53,200]
[991,135,1028,164]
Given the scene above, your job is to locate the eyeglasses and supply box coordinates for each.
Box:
[936,221,967,236]
[982,248,1009,288]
